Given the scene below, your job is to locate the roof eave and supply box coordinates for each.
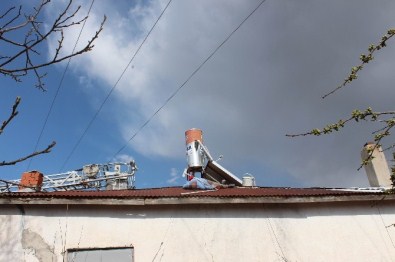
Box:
[0,194,394,206]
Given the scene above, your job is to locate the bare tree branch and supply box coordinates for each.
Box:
[7,15,106,74]
[0,6,17,20]
[0,0,106,90]
[0,0,105,168]
[0,96,20,135]
[0,141,56,166]
[0,97,56,167]
[0,6,23,31]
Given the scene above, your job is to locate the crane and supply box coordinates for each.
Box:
[0,161,137,192]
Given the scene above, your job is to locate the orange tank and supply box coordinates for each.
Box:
[185,128,203,145]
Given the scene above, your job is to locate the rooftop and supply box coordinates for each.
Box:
[1,187,394,205]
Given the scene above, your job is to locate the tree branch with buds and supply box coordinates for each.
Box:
[288,29,395,188]
[322,29,395,99]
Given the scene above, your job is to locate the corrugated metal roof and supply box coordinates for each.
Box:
[0,187,386,199]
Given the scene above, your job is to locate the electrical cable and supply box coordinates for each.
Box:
[112,0,267,158]
[26,0,96,170]
[377,205,395,248]
[59,0,173,171]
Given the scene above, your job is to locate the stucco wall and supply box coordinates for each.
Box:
[0,201,395,262]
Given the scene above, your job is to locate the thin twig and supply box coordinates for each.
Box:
[0,96,20,135]
[0,141,56,166]
[0,0,106,90]
[322,29,395,99]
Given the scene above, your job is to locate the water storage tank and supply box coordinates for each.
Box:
[185,128,205,172]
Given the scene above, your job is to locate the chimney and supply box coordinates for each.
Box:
[18,171,43,192]
[361,143,392,187]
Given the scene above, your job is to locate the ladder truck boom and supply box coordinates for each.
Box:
[0,161,137,192]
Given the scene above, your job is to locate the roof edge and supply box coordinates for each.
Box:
[0,194,394,206]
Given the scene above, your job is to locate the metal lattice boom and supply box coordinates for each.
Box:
[0,161,137,192]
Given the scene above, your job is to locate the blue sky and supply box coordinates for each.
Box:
[1,0,395,188]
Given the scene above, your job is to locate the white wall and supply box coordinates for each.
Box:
[1,201,395,262]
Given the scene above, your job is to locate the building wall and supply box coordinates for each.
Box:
[0,201,395,262]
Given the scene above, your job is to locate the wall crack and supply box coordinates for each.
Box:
[22,228,57,262]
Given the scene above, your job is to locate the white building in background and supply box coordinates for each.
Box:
[1,187,395,262]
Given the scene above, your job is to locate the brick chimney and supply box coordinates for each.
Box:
[18,171,43,192]
[361,143,392,187]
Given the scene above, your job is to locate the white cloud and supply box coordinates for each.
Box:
[44,0,395,188]
[111,154,134,164]
[166,167,180,184]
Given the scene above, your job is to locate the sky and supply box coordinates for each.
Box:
[1,0,395,189]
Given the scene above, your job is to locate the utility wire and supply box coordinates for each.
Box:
[26,0,96,170]
[377,205,395,248]
[112,0,267,158]
[60,0,173,171]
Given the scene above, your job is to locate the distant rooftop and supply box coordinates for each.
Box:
[1,187,394,205]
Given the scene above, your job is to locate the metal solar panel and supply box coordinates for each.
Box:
[204,160,242,186]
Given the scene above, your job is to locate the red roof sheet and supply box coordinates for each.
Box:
[0,187,385,199]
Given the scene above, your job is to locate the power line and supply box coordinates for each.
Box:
[59,0,173,171]
[26,0,96,170]
[112,0,267,158]
[377,205,395,248]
